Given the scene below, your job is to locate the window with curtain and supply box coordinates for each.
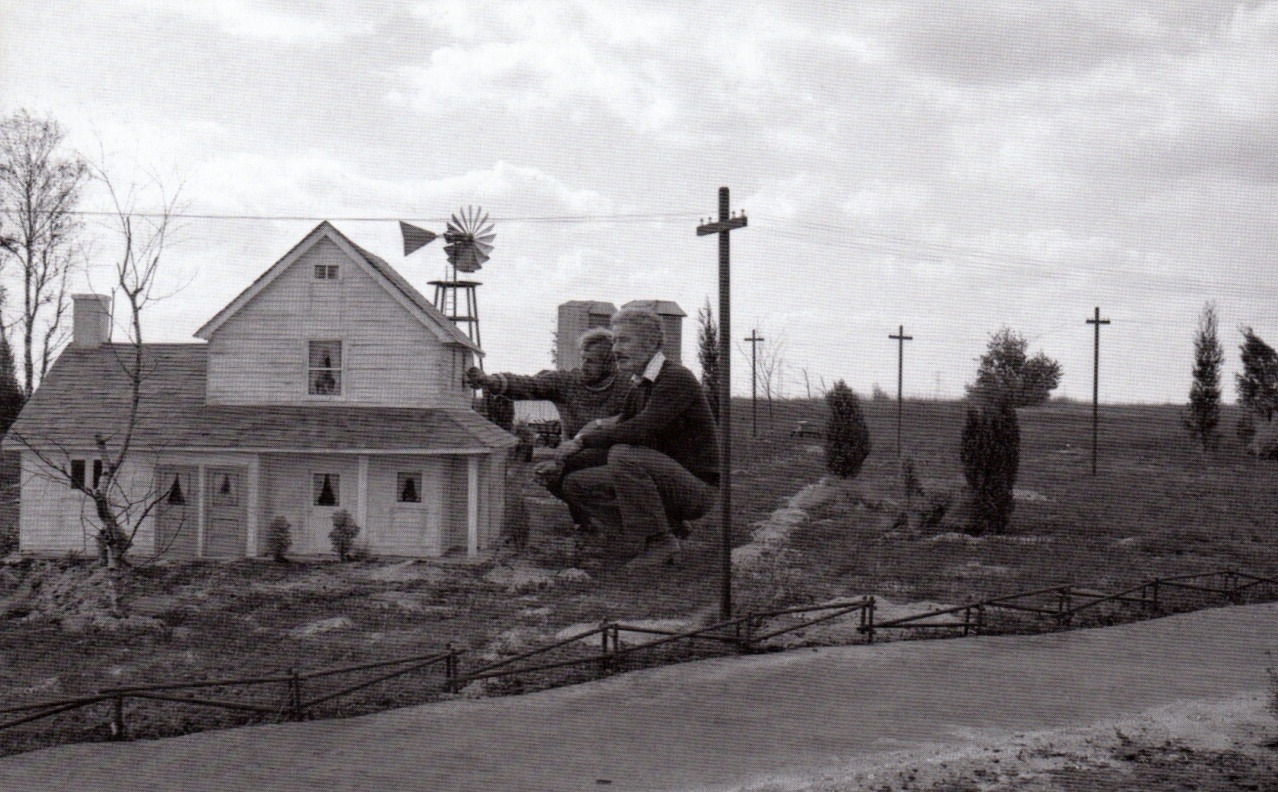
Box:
[397,472,422,503]
[313,473,339,506]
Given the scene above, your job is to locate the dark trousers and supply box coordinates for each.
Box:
[544,448,608,527]
[562,444,714,546]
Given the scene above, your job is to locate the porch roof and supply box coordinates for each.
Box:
[3,344,516,453]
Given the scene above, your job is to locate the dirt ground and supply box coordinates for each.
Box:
[1,602,1275,791]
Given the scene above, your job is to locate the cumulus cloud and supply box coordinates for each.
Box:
[124,0,395,43]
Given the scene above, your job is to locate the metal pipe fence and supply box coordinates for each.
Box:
[2,569,1274,756]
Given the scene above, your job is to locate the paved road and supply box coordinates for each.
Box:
[2,603,1275,792]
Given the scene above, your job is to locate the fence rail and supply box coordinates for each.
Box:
[2,569,1275,754]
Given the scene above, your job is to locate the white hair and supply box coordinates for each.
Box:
[611,307,664,351]
[578,327,614,353]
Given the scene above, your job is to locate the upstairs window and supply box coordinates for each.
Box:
[314,264,339,280]
[308,341,342,396]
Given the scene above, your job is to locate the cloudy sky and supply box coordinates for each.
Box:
[2,0,1276,403]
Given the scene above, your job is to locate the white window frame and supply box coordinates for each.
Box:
[312,472,341,507]
[396,471,423,504]
[69,458,104,490]
[313,263,340,281]
[307,339,344,397]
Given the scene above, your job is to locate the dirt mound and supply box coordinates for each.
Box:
[3,562,164,634]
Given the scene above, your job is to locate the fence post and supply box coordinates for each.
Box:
[597,623,611,679]
[1057,587,1072,628]
[976,603,985,634]
[740,614,755,654]
[445,643,458,694]
[962,604,971,637]
[865,597,876,645]
[1151,579,1161,613]
[289,667,303,721]
[111,692,126,740]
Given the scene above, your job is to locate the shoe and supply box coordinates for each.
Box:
[624,534,682,570]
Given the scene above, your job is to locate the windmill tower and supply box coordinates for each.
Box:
[400,206,496,349]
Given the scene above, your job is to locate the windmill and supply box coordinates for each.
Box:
[399,206,496,349]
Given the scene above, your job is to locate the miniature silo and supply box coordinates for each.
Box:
[556,301,617,370]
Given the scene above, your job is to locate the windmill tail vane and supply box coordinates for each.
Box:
[398,221,438,256]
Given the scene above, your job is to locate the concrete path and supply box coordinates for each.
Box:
[2,603,1275,792]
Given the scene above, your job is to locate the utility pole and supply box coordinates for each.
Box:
[698,188,747,622]
[744,329,765,436]
[889,325,913,455]
[1086,307,1110,476]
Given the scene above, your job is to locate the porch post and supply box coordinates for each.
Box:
[195,464,206,558]
[466,456,479,558]
[246,455,261,556]
[356,455,369,541]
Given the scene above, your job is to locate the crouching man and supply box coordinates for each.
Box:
[466,328,629,530]
[557,307,719,568]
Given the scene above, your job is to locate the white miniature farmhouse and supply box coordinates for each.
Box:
[3,222,515,560]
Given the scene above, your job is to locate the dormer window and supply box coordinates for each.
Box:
[308,340,342,396]
[314,264,339,280]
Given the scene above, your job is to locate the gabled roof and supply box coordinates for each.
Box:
[194,221,482,354]
[2,344,515,453]
[622,299,686,318]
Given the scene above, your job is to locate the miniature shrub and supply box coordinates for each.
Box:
[329,509,361,561]
[1250,418,1278,460]
[265,516,292,562]
[959,397,1019,535]
[917,490,953,531]
[824,380,871,479]
[1237,411,1257,445]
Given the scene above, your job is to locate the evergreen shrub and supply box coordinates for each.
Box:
[824,380,871,478]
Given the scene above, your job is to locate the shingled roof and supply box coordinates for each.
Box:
[2,344,515,453]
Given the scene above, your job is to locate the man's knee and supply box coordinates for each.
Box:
[607,444,643,466]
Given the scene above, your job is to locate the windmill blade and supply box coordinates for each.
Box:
[398,221,438,256]
[442,205,497,273]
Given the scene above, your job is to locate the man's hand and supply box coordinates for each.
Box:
[464,367,489,390]
[555,436,584,462]
[532,459,563,487]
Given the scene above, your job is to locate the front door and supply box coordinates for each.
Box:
[204,467,247,557]
[154,466,197,559]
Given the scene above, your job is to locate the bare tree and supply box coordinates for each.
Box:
[10,167,181,568]
[0,110,87,397]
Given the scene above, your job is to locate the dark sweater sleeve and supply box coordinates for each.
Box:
[490,370,572,401]
[580,368,697,449]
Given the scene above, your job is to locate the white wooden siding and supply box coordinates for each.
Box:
[19,451,160,557]
[205,239,471,408]
[20,448,505,560]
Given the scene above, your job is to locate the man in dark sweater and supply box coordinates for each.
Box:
[559,307,719,568]
[466,329,629,529]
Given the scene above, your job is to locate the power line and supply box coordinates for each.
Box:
[0,208,702,224]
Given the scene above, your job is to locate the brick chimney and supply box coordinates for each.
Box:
[71,294,112,348]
